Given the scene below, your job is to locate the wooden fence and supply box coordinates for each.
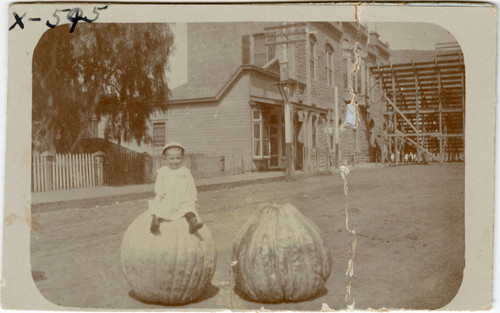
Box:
[32,152,246,192]
[32,152,105,192]
[104,149,147,186]
[151,153,245,180]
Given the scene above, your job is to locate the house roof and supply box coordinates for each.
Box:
[167,64,282,105]
[167,62,327,118]
[169,83,191,100]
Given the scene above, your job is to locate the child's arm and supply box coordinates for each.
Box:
[150,168,163,234]
[154,168,167,202]
[154,167,165,195]
[186,170,198,202]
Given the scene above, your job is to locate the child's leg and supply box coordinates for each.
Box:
[150,215,161,235]
[184,212,203,234]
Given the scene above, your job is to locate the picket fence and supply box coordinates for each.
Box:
[32,153,104,192]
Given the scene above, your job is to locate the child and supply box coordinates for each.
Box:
[149,142,203,235]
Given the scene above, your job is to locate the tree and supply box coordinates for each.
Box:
[32,23,174,153]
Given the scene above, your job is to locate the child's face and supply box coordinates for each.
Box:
[165,148,183,170]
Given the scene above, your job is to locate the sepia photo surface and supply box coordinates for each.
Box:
[2,3,496,311]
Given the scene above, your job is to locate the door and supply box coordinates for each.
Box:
[270,125,280,168]
[295,120,304,171]
[269,112,284,169]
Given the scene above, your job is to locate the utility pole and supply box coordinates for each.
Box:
[334,86,340,168]
[265,23,306,176]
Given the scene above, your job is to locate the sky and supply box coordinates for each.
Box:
[166,23,188,89]
[365,22,458,51]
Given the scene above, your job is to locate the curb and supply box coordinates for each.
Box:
[31,191,156,214]
[31,171,335,214]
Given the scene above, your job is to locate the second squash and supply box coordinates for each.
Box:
[232,203,333,303]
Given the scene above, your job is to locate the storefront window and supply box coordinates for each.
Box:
[253,123,261,156]
[252,108,270,159]
[263,123,270,156]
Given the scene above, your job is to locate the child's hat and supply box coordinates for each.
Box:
[162,141,185,156]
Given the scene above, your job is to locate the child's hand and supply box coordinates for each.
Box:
[159,194,166,201]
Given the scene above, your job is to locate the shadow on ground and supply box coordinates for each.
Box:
[128,283,220,307]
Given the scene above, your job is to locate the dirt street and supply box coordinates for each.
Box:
[30,164,464,310]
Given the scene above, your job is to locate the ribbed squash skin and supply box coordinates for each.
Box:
[121,210,216,305]
[232,203,332,303]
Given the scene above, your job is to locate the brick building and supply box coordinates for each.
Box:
[119,22,390,173]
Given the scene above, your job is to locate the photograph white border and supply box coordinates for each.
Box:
[2,2,496,311]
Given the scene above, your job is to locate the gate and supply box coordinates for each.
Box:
[103,149,146,186]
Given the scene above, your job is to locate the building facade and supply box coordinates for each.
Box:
[108,22,391,173]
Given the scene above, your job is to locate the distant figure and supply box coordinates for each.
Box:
[149,142,203,235]
[387,137,394,163]
[419,127,428,164]
[443,124,448,162]
[395,137,406,163]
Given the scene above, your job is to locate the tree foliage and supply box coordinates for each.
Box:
[32,23,174,153]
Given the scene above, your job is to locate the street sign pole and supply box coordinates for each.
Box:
[266,23,306,176]
[279,42,294,176]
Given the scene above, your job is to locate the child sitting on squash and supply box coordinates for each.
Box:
[149,142,203,235]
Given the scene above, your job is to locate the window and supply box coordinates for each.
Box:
[312,115,317,149]
[342,39,351,90]
[268,38,276,62]
[343,57,349,89]
[252,109,270,158]
[288,44,296,79]
[309,34,317,80]
[330,120,334,150]
[253,34,276,67]
[153,122,166,146]
[366,66,371,95]
[325,44,334,86]
[88,118,98,138]
[354,129,358,152]
[253,34,267,66]
[281,114,286,156]
[363,63,367,94]
[356,64,362,93]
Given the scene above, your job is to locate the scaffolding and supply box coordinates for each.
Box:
[370,43,465,163]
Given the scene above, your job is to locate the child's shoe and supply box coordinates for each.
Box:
[184,212,204,234]
[150,216,161,235]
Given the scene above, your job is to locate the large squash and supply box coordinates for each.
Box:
[121,210,216,305]
[232,203,332,303]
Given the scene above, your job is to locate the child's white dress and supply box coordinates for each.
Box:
[149,166,199,220]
